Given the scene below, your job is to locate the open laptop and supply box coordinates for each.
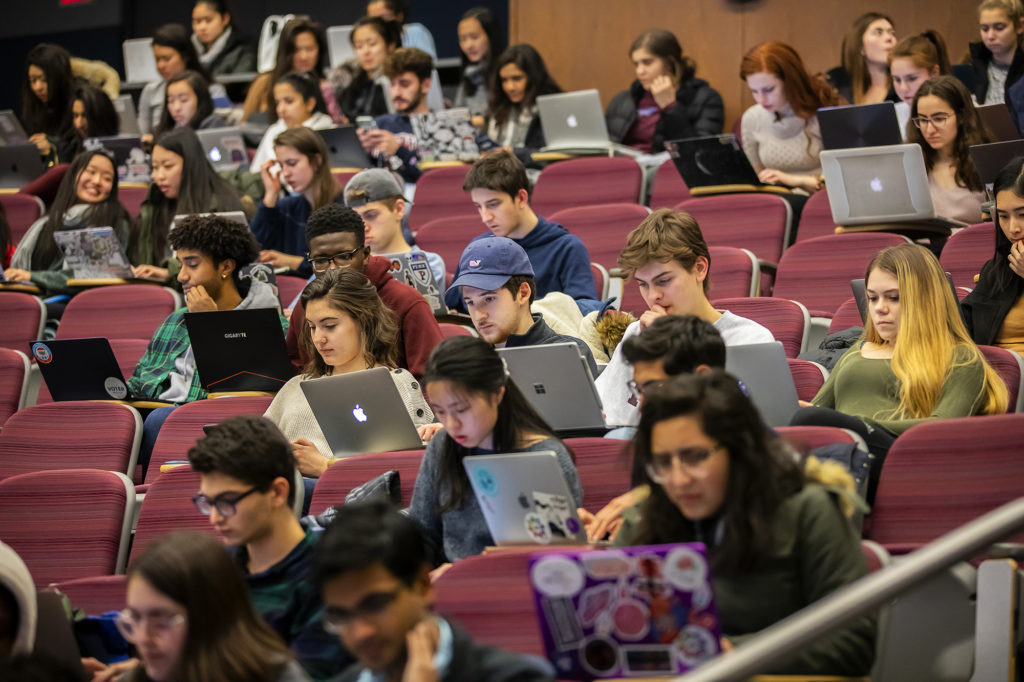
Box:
[463,451,587,545]
[184,308,293,393]
[83,134,149,183]
[379,250,444,315]
[300,366,424,457]
[31,337,139,401]
[977,103,1021,142]
[123,37,159,83]
[112,95,142,135]
[410,108,480,162]
[724,341,800,427]
[54,226,134,279]
[528,543,722,679]
[0,109,30,146]
[820,143,966,229]
[0,144,45,188]
[326,25,355,68]
[317,126,374,168]
[196,127,248,171]
[817,102,903,150]
[537,89,639,156]
[497,343,606,431]
[666,134,787,194]
[970,139,1024,186]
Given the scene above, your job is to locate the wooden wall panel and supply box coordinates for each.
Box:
[510,1,980,130]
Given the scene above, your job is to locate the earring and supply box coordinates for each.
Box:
[221,273,227,279]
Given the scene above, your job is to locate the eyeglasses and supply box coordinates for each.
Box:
[627,379,667,402]
[911,113,954,129]
[308,248,363,272]
[322,589,402,633]
[645,445,724,484]
[192,486,259,517]
[115,608,186,642]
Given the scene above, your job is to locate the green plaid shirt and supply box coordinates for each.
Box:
[127,307,288,402]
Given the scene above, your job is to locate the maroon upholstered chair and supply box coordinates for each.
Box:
[17,163,68,206]
[549,203,651,271]
[408,166,474,233]
[711,297,810,356]
[867,413,1024,554]
[57,285,181,340]
[146,396,274,483]
[785,359,829,402]
[414,215,487,272]
[563,437,633,513]
[939,222,995,291]
[532,156,644,217]
[52,575,127,616]
[275,274,309,308]
[331,169,359,191]
[773,233,911,318]
[828,296,865,334]
[439,323,474,339]
[978,345,1024,412]
[0,193,44,247]
[649,158,691,209]
[309,449,426,514]
[117,183,149,218]
[0,469,134,586]
[795,186,837,243]
[0,402,141,481]
[36,338,149,405]
[0,349,29,427]
[0,292,45,353]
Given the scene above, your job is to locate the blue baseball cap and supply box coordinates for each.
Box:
[447,237,535,293]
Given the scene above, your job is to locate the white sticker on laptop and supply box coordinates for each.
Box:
[104,377,128,400]
[663,547,707,590]
[531,555,584,598]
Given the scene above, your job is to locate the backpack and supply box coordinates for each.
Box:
[257,14,295,74]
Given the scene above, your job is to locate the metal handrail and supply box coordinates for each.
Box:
[675,496,1024,681]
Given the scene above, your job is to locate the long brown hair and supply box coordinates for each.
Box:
[740,41,842,118]
[124,531,293,682]
[629,29,696,88]
[841,12,894,103]
[273,127,340,209]
[265,16,328,122]
[298,267,398,377]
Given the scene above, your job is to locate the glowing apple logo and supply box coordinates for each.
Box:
[209,147,222,162]
[566,114,579,128]
[869,177,883,192]
[352,404,368,423]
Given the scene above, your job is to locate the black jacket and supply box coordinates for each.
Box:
[968,41,1024,104]
[206,29,257,77]
[605,78,723,152]
[961,259,1024,344]
[504,313,599,376]
[332,620,555,682]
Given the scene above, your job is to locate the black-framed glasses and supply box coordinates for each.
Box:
[192,486,259,517]
[645,445,724,484]
[911,113,953,129]
[322,588,402,633]
[308,248,362,272]
[627,378,667,402]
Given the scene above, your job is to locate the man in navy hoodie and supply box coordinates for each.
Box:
[444,151,599,313]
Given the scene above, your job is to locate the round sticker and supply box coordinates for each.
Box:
[674,625,718,666]
[530,555,584,598]
[104,377,128,400]
[524,512,551,544]
[691,583,713,611]
[612,599,650,641]
[663,547,707,591]
[31,343,52,364]
[579,636,619,677]
[474,467,498,497]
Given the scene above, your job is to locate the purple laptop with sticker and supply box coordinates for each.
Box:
[528,543,722,679]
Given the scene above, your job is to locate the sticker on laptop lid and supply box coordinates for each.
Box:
[104,377,128,400]
[31,342,52,364]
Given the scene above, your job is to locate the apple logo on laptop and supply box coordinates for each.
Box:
[566,114,579,128]
[209,147,222,163]
[352,404,368,423]
[869,177,883,192]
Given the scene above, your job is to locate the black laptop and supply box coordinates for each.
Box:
[666,134,785,193]
[817,102,903,150]
[0,144,45,188]
[316,126,374,168]
[183,308,293,393]
[969,139,1024,185]
[31,337,139,401]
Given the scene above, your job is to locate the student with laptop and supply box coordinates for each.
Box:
[357,47,435,183]
[190,0,257,78]
[448,236,597,375]
[343,168,446,283]
[409,336,582,562]
[739,41,841,194]
[596,209,773,427]
[888,31,952,137]
[908,75,993,225]
[615,372,876,676]
[5,150,130,297]
[21,43,75,164]
[605,29,724,154]
[792,244,1008,497]
[264,267,433,483]
[482,44,561,165]
[188,416,351,681]
[444,151,599,313]
[155,70,228,134]
[61,83,119,162]
[250,71,334,173]
[314,500,556,682]
[285,204,444,377]
[252,127,344,275]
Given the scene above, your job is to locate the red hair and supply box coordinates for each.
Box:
[739,41,843,118]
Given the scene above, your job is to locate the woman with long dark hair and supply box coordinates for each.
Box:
[60,83,120,163]
[482,44,561,164]
[617,371,875,676]
[827,12,897,104]
[408,336,582,562]
[21,43,75,162]
[454,7,505,118]
[249,72,332,173]
[156,70,226,134]
[190,0,256,77]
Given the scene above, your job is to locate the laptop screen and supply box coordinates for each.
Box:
[839,153,917,220]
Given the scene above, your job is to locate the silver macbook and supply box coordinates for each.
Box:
[123,38,159,84]
[820,143,967,228]
[0,110,29,146]
[327,25,355,68]
[463,451,587,546]
[724,341,800,427]
[497,342,605,430]
[53,226,133,279]
[300,366,424,458]
[112,95,141,135]
[196,127,248,171]
[537,89,639,156]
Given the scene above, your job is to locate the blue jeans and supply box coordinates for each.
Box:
[139,405,177,479]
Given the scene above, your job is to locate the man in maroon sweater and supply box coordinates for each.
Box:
[285,204,443,376]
